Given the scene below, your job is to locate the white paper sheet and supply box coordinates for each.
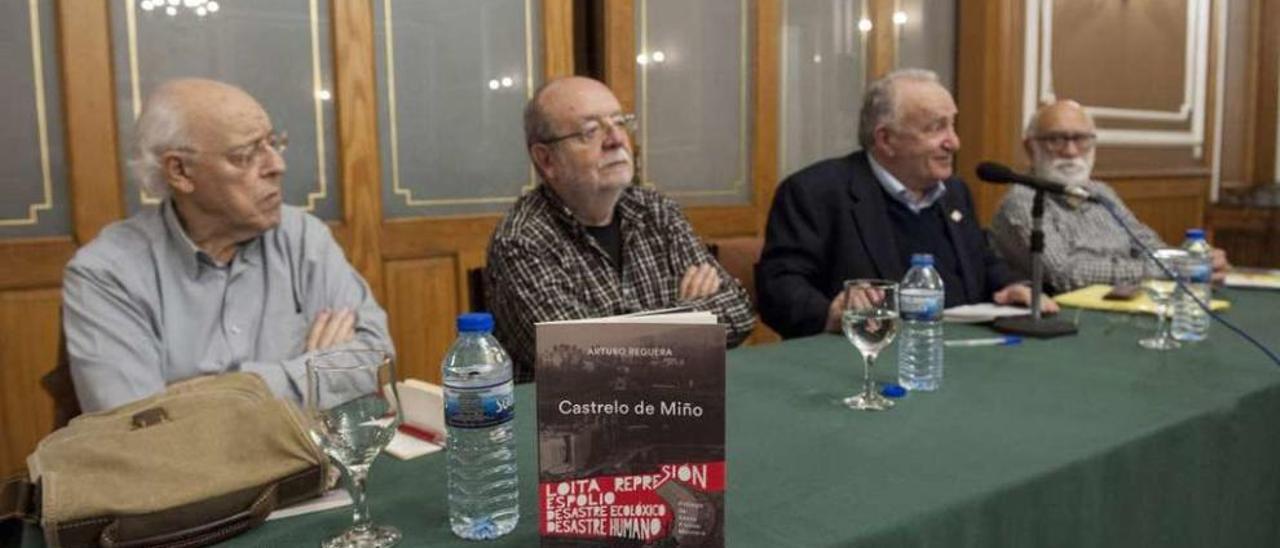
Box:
[943,303,1031,323]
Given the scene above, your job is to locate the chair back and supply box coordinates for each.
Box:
[42,328,81,429]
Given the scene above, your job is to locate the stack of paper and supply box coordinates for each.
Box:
[1054,284,1230,314]
[1224,268,1280,290]
[943,303,1035,323]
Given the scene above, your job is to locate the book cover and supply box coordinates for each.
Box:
[536,320,726,547]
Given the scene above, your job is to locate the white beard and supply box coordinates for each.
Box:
[1032,149,1094,187]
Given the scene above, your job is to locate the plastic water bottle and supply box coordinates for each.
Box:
[442,312,519,539]
[1172,228,1212,342]
[898,253,945,391]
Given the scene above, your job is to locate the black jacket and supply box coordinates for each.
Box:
[756,151,1015,338]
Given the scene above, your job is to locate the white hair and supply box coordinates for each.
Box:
[858,68,941,150]
[127,89,192,199]
[1023,101,1097,138]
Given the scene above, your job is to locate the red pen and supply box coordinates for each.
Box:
[398,422,446,446]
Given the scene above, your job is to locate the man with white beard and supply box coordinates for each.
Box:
[485,77,754,381]
[991,100,1228,293]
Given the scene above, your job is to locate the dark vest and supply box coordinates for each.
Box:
[883,188,968,308]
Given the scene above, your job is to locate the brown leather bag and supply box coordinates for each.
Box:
[2,372,330,548]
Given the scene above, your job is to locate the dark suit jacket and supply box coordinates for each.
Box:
[756,151,1015,338]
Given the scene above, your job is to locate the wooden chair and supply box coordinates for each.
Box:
[467,267,488,312]
[710,237,780,345]
[42,328,81,428]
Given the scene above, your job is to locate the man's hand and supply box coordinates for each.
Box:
[993,284,1060,314]
[1210,247,1231,284]
[825,290,850,333]
[679,264,722,301]
[306,309,356,352]
[825,285,886,332]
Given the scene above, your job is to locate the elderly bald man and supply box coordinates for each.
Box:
[63,78,392,412]
[990,99,1229,293]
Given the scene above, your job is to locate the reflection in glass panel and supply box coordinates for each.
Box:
[110,0,340,220]
[376,0,541,218]
[895,0,956,91]
[780,0,866,179]
[0,0,70,238]
[637,0,751,206]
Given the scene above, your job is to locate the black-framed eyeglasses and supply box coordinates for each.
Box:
[540,113,637,146]
[1033,132,1096,153]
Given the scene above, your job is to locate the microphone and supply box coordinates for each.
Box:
[975,161,1096,202]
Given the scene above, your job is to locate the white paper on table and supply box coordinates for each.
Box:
[1224,269,1280,290]
[385,429,443,460]
[266,488,353,521]
[943,303,1031,324]
[394,379,448,441]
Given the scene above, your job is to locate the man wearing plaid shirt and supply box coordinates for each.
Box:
[485,77,755,381]
[991,100,1229,294]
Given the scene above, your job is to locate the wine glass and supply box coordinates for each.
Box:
[1138,248,1189,350]
[840,279,901,411]
[306,349,402,548]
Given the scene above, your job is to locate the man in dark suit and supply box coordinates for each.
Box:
[757,68,1057,338]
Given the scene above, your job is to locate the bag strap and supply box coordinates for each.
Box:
[99,483,279,548]
[57,464,323,548]
[1,474,36,523]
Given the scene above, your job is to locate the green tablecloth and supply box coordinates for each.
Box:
[21,289,1280,547]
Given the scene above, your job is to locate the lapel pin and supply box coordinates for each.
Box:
[950,209,963,223]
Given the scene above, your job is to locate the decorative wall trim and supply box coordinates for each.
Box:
[1210,0,1227,201]
[638,0,749,197]
[777,0,868,179]
[1022,0,1213,149]
[0,0,54,227]
[383,0,536,208]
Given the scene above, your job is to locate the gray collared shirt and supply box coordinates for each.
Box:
[62,200,392,412]
[990,180,1166,293]
[867,152,948,213]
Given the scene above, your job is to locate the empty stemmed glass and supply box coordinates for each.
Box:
[1139,248,1189,350]
[841,279,901,411]
[306,349,402,548]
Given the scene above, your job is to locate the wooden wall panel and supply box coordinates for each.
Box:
[543,0,575,79]
[956,0,1022,223]
[0,289,61,477]
[866,0,896,80]
[751,0,780,232]
[0,238,75,290]
[1208,206,1280,268]
[1112,177,1209,245]
[332,0,385,300]
[1250,0,1280,185]
[385,258,459,386]
[58,0,123,244]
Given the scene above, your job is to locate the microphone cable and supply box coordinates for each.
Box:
[1096,197,1280,366]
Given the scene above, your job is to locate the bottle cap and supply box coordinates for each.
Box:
[880,384,907,398]
[910,253,935,267]
[1185,228,1205,240]
[457,312,494,333]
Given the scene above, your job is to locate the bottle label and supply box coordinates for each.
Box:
[444,381,514,429]
[1186,263,1212,284]
[900,290,943,321]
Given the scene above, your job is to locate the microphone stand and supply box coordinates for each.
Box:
[993,189,1078,338]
